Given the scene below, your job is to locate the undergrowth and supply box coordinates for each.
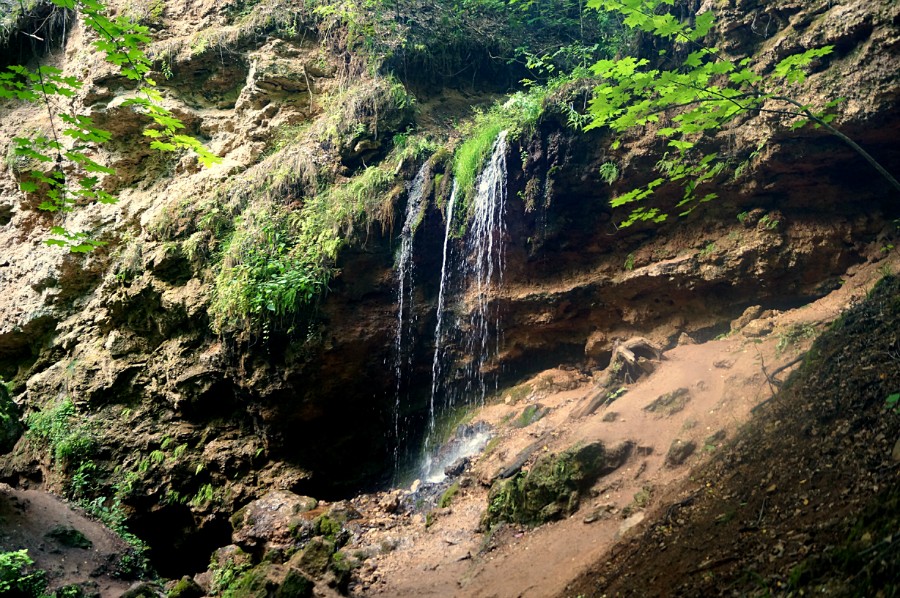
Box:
[25,398,96,471]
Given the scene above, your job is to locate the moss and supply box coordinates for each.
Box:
[293,537,335,577]
[312,515,342,543]
[222,567,270,598]
[512,404,547,428]
[438,481,461,508]
[167,576,203,598]
[45,525,92,549]
[484,442,611,527]
[0,380,22,452]
[452,88,547,213]
[276,569,313,597]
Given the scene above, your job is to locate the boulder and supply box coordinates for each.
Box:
[484,441,634,527]
[665,439,697,467]
[231,490,318,553]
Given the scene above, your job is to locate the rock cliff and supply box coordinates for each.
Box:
[0,0,897,584]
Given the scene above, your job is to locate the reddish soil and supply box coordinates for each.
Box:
[0,485,134,596]
[344,253,899,598]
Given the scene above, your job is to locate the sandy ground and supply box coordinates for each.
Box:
[345,253,897,598]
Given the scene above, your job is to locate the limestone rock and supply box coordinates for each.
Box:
[644,388,691,418]
[484,440,634,526]
[731,305,763,332]
[231,490,319,552]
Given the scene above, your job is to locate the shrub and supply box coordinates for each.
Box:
[0,550,47,596]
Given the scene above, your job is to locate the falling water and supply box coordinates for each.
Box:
[462,130,509,407]
[392,163,429,471]
[419,131,509,482]
[427,181,458,440]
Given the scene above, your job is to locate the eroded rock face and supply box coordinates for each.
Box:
[231,490,318,553]
[0,0,897,582]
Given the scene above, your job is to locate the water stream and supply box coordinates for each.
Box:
[418,131,509,483]
[391,163,429,472]
[388,132,510,486]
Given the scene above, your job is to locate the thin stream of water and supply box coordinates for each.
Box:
[392,163,429,472]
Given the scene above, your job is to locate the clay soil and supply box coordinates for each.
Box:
[344,253,900,598]
[0,485,134,595]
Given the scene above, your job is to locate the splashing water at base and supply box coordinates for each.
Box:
[416,131,509,482]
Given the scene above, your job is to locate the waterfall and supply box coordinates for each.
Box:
[392,163,429,471]
[463,130,508,407]
[419,131,509,482]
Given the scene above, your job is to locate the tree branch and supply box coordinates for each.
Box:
[770,95,900,195]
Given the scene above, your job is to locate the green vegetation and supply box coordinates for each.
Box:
[0,379,22,452]
[24,399,151,577]
[452,88,548,211]
[485,442,609,527]
[512,403,546,428]
[209,161,399,333]
[886,393,900,414]
[775,323,817,356]
[1,0,219,250]
[209,549,252,596]
[438,481,461,508]
[584,0,899,227]
[26,398,96,470]
[0,550,47,596]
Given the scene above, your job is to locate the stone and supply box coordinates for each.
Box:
[290,537,336,577]
[617,512,646,537]
[743,319,774,338]
[121,582,161,597]
[444,457,469,477]
[892,438,900,462]
[584,330,609,359]
[644,388,691,417]
[45,525,92,549]
[167,576,203,598]
[277,569,314,597]
[378,490,402,513]
[677,332,696,345]
[325,500,362,524]
[665,439,697,467]
[231,490,319,552]
[731,305,763,331]
[484,441,634,527]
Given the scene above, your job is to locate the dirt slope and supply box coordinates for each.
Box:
[340,253,899,597]
[0,484,134,595]
[565,273,900,597]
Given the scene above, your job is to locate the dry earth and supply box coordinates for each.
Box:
[341,251,899,598]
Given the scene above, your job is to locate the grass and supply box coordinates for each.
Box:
[210,160,400,334]
[438,481,461,508]
[452,88,546,213]
[775,323,817,356]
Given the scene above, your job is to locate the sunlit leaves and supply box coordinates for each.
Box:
[586,0,839,228]
[773,46,833,84]
[9,0,222,252]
